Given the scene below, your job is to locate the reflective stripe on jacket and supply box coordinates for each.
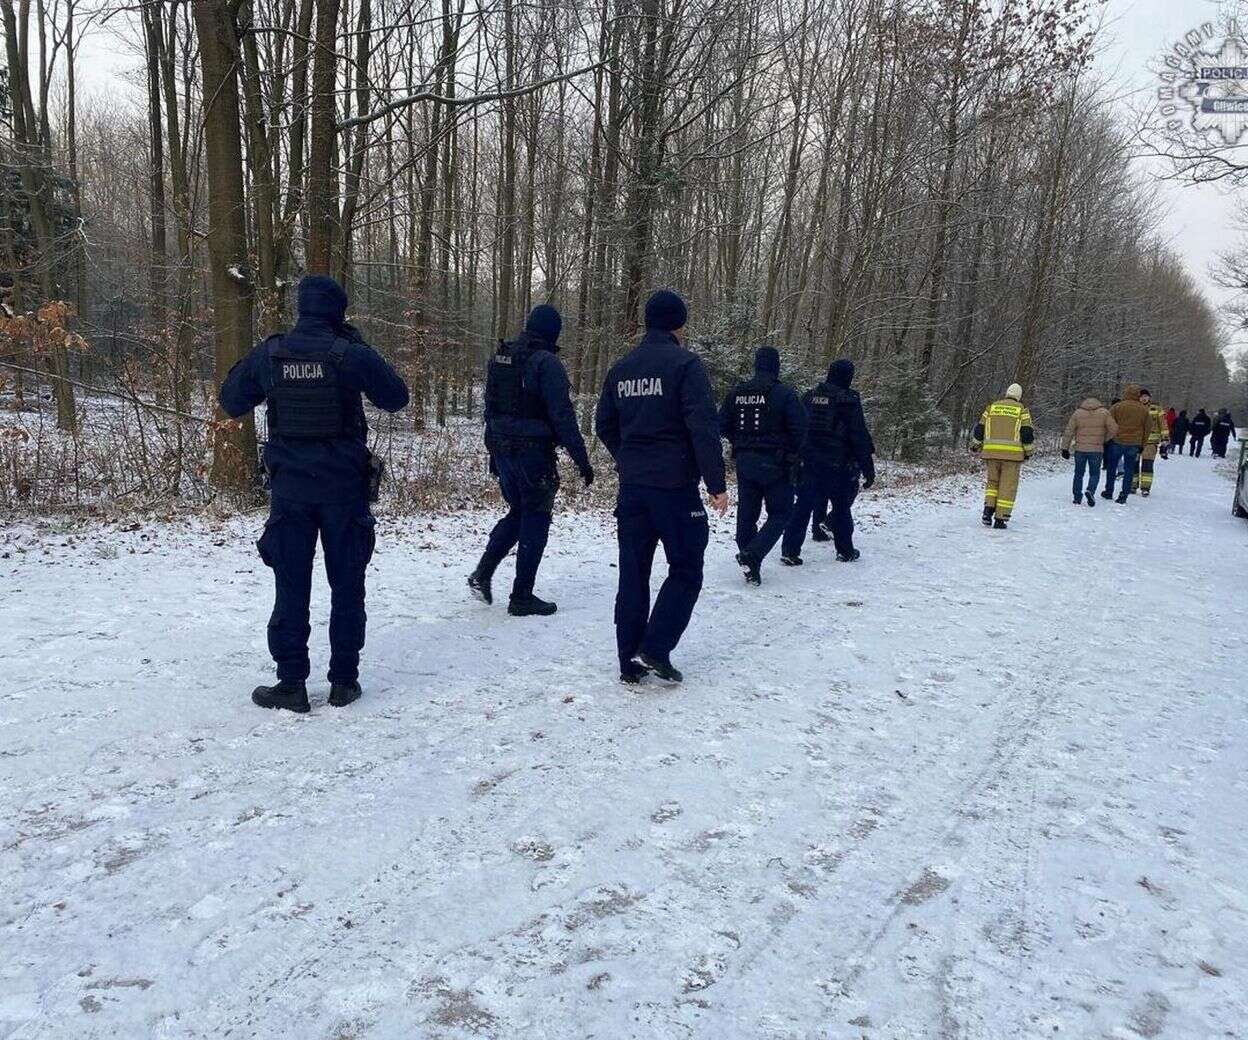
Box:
[973,398,1035,461]
[1147,405,1167,444]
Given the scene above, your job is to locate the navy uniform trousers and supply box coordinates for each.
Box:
[783,467,859,558]
[734,453,794,562]
[614,483,709,668]
[479,451,559,597]
[258,496,376,684]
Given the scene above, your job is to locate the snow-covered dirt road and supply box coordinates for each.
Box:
[3,456,1246,1040]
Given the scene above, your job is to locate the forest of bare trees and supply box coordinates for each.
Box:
[0,0,1241,508]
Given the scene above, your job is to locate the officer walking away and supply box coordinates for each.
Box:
[1060,396,1116,506]
[219,275,409,713]
[781,358,876,563]
[972,383,1035,529]
[1170,409,1190,455]
[719,346,807,586]
[1188,408,1212,457]
[468,305,594,616]
[594,290,728,686]
[1134,389,1167,495]
[1102,384,1150,503]
[1210,408,1237,458]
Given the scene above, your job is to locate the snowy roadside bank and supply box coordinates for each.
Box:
[2,456,1245,1039]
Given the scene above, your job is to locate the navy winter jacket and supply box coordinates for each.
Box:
[594,330,727,494]
[219,317,409,503]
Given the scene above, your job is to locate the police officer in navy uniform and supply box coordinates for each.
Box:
[468,304,594,616]
[594,290,728,685]
[219,275,409,713]
[719,346,807,586]
[781,358,875,566]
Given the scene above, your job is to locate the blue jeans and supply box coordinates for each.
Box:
[1104,442,1139,498]
[1073,451,1101,498]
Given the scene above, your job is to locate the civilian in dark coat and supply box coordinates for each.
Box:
[219,275,409,712]
[1170,409,1190,453]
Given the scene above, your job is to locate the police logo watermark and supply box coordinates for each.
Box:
[1157,20,1248,146]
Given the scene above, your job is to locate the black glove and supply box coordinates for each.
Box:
[1061,449,1071,460]
[579,464,595,488]
[861,468,876,490]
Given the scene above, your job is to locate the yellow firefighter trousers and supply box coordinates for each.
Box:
[984,459,1021,519]
[1135,444,1158,492]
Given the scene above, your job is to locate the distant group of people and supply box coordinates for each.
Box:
[969,379,1239,528]
[1167,407,1237,458]
[1059,385,1166,505]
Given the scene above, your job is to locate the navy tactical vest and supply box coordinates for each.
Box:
[806,382,851,455]
[728,377,783,453]
[266,337,358,439]
[486,340,547,425]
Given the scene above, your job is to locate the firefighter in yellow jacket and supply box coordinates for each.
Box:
[972,383,1035,529]
[1134,389,1167,496]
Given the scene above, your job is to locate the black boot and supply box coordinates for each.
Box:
[993,517,1008,530]
[1073,494,1081,505]
[252,680,310,713]
[328,680,362,707]
[982,506,995,527]
[508,592,557,617]
[639,652,683,685]
[467,568,493,605]
[836,548,861,562]
[1085,490,1096,507]
[810,524,831,543]
[619,659,651,686]
[1100,488,1113,500]
[780,553,803,566]
[1116,493,1129,504]
[736,551,762,587]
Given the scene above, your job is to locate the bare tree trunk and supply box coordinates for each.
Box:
[495,0,518,338]
[1,0,75,430]
[305,0,342,273]
[193,0,258,493]
[143,3,168,324]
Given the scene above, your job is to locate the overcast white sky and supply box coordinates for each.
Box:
[1098,0,1242,352]
[73,0,1241,352]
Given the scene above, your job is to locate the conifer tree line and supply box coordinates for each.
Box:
[0,0,1240,495]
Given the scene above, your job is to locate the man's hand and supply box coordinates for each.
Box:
[1061,449,1071,460]
[708,492,730,516]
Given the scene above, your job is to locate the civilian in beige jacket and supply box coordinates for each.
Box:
[1061,398,1117,506]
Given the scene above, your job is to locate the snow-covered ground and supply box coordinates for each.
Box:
[3,456,1246,1039]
